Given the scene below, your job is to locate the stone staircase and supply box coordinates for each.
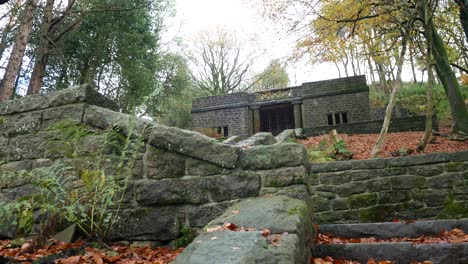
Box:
[311,219,468,263]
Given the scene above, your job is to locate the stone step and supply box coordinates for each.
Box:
[312,243,468,263]
[311,219,468,264]
[318,219,468,239]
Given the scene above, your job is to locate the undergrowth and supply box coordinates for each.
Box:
[370,82,468,120]
[0,117,147,244]
[307,137,353,162]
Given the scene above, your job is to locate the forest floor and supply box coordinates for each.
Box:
[0,239,183,264]
[300,122,468,160]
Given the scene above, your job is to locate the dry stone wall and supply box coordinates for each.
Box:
[0,85,310,243]
[308,151,468,223]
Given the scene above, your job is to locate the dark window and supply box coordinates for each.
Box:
[327,114,333,125]
[223,126,229,137]
[342,112,348,123]
[334,113,341,125]
[217,127,222,134]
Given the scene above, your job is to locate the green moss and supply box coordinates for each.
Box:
[269,180,281,188]
[173,226,197,248]
[438,193,468,219]
[0,116,4,125]
[133,208,152,217]
[346,193,378,209]
[288,205,307,216]
[359,205,394,222]
[446,162,464,172]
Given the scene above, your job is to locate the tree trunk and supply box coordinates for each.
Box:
[376,62,389,95]
[456,1,468,42]
[367,56,375,83]
[0,0,20,60]
[0,0,37,101]
[371,31,409,158]
[428,9,468,133]
[418,55,434,152]
[409,44,418,83]
[27,0,54,95]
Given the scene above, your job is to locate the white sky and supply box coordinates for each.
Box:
[170,0,342,86]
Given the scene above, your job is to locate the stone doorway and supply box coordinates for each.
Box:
[260,104,295,136]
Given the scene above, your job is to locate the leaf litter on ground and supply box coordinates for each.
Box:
[300,126,468,160]
[0,238,184,264]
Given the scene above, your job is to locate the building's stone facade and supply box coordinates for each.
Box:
[302,91,371,129]
[192,75,429,138]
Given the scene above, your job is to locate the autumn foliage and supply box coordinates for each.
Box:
[0,239,183,264]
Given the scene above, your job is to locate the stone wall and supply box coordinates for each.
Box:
[304,115,437,136]
[301,75,368,97]
[371,105,415,120]
[0,85,310,243]
[192,93,254,109]
[302,91,371,129]
[191,106,250,138]
[308,151,468,223]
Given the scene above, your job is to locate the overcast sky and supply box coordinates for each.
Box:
[170,0,341,86]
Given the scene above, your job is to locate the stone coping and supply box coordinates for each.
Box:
[0,84,119,115]
[310,151,468,173]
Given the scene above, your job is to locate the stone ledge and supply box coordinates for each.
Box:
[240,143,308,170]
[310,151,468,173]
[0,85,119,115]
[83,105,240,168]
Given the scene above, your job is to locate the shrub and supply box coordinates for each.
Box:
[0,118,146,243]
[369,82,468,120]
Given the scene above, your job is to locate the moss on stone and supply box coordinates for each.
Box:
[359,205,394,222]
[446,162,465,172]
[347,193,378,209]
[172,226,197,248]
[0,116,4,125]
[287,205,307,216]
[438,193,468,219]
[133,208,153,217]
[269,180,281,188]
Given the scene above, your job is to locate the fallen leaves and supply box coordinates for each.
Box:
[314,228,468,244]
[311,257,433,264]
[300,127,468,160]
[206,222,256,233]
[206,224,283,246]
[0,239,184,264]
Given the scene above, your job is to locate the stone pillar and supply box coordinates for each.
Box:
[253,107,261,134]
[248,109,254,136]
[293,102,302,129]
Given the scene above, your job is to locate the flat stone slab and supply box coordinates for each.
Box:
[174,195,313,264]
[319,219,468,239]
[173,230,302,264]
[311,243,468,264]
[207,195,310,234]
[173,231,263,264]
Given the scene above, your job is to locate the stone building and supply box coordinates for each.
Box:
[191,75,431,138]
